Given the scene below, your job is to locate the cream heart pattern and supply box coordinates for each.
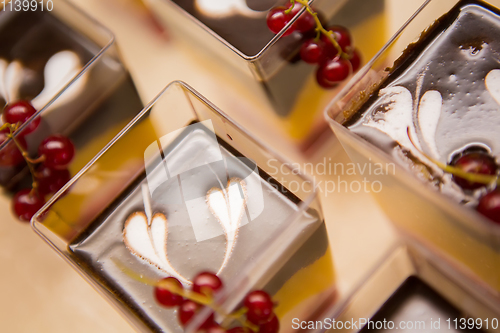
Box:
[0,51,85,111]
[206,177,247,273]
[31,51,87,111]
[123,178,247,282]
[417,90,442,160]
[364,86,443,175]
[0,59,23,103]
[123,211,190,285]
[486,69,500,107]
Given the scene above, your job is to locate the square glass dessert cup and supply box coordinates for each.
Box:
[332,245,499,333]
[142,0,398,151]
[0,0,142,219]
[32,82,336,333]
[325,0,500,315]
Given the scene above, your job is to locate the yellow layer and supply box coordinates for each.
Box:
[44,119,157,241]
[285,10,388,142]
[341,141,500,293]
[375,187,500,292]
[274,247,336,321]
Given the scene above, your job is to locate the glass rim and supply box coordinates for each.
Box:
[32,79,320,231]
[323,0,432,123]
[186,241,414,333]
[0,0,116,151]
[322,0,500,239]
[309,241,409,333]
[31,80,324,332]
[330,119,500,238]
[164,0,317,60]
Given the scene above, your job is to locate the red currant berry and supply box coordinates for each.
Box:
[288,3,316,33]
[266,7,294,36]
[3,100,40,135]
[12,188,45,222]
[300,39,325,64]
[178,300,214,329]
[227,327,250,333]
[322,26,351,51]
[244,290,274,325]
[318,58,351,83]
[451,151,497,190]
[321,26,352,60]
[0,129,26,167]
[477,190,500,224]
[316,69,337,89]
[193,272,223,297]
[38,135,75,169]
[258,314,279,333]
[36,165,71,196]
[349,49,362,72]
[154,277,184,307]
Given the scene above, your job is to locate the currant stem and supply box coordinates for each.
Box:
[407,127,499,186]
[288,0,350,60]
[27,155,45,164]
[2,122,40,192]
[226,307,260,332]
[432,159,499,185]
[113,258,260,332]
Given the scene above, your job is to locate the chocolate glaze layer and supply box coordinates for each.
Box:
[171,0,278,56]
[345,0,500,205]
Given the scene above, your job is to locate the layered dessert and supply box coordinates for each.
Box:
[343,0,500,225]
[0,9,93,187]
[0,7,141,222]
[0,10,95,105]
[68,122,334,332]
[330,0,500,301]
[146,0,387,150]
[171,0,275,56]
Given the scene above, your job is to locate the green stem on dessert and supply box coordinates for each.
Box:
[430,159,499,185]
[407,127,500,186]
[112,258,259,332]
[286,0,350,60]
[0,122,40,193]
[112,257,163,286]
[226,307,260,331]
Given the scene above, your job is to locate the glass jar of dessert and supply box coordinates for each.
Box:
[141,0,414,153]
[326,0,500,317]
[0,1,143,222]
[33,81,336,333]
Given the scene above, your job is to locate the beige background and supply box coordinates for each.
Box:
[0,0,427,332]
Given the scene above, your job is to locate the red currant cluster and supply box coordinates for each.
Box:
[448,148,500,224]
[0,100,75,222]
[266,1,361,89]
[154,272,279,333]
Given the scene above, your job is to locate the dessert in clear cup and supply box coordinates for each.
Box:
[343,0,500,225]
[324,0,500,304]
[0,5,142,221]
[33,82,335,332]
[0,8,94,191]
[144,0,388,151]
[68,122,333,332]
